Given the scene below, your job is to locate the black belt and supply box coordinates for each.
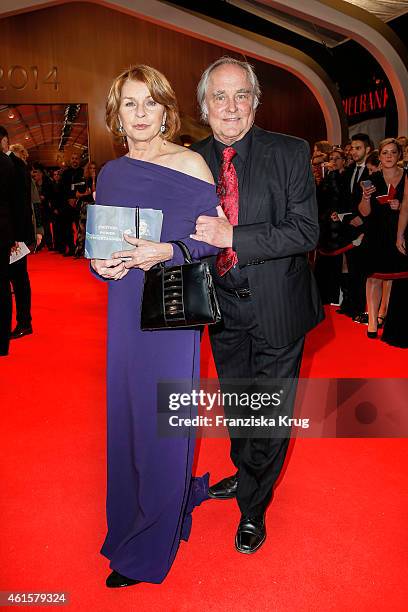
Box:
[222,287,251,299]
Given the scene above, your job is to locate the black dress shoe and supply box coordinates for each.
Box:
[208,473,238,499]
[106,570,141,588]
[235,515,266,554]
[10,325,33,339]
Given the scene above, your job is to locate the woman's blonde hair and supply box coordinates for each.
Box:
[83,160,98,179]
[106,65,180,142]
[378,137,402,159]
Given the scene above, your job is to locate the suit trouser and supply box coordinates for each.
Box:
[9,255,32,327]
[209,287,304,518]
[314,252,342,305]
[0,246,12,353]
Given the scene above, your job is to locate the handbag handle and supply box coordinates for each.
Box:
[168,240,193,264]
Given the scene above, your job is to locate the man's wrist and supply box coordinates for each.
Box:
[164,243,174,261]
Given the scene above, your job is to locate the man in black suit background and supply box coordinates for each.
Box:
[0,125,37,339]
[191,57,323,554]
[0,145,16,356]
[340,133,373,322]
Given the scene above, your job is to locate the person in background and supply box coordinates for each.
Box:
[74,160,98,258]
[366,150,380,175]
[312,140,332,186]
[398,142,408,172]
[362,149,389,324]
[0,144,16,356]
[396,135,408,150]
[318,147,348,214]
[31,163,55,250]
[358,138,407,338]
[60,152,84,256]
[343,142,353,167]
[0,126,42,340]
[9,143,29,163]
[384,173,408,347]
[315,148,351,305]
[50,169,64,253]
[340,132,373,322]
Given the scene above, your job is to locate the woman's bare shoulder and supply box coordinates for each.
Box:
[176,149,214,184]
[164,144,214,184]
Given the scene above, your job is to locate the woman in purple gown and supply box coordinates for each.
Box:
[91,65,218,588]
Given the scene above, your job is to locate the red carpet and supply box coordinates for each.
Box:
[1,252,407,611]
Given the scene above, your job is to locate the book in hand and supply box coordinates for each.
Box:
[85,204,163,259]
[9,242,30,264]
[376,184,397,205]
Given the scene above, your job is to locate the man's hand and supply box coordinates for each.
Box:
[91,257,129,281]
[111,235,173,271]
[190,206,233,248]
[36,233,42,247]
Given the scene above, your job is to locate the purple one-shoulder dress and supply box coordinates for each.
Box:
[94,156,218,583]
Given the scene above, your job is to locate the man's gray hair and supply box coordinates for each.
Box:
[197,56,261,123]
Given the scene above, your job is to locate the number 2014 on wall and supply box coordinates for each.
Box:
[0,66,59,91]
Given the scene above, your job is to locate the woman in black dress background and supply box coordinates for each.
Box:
[359,138,408,338]
[381,173,408,347]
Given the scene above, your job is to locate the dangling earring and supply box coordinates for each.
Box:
[118,119,127,148]
[160,114,166,134]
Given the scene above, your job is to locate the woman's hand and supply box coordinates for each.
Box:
[389,198,401,211]
[396,234,406,255]
[361,184,376,199]
[91,258,129,280]
[111,235,173,271]
[350,216,363,227]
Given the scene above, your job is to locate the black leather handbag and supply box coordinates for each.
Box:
[140,241,221,330]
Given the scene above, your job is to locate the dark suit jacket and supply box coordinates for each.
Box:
[343,163,370,212]
[191,125,324,347]
[0,152,16,247]
[8,152,34,244]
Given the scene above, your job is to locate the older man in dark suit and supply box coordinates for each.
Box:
[0,126,37,339]
[0,145,16,355]
[191,57,323,554]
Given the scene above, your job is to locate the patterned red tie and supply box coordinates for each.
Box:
[216,146,239,276]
